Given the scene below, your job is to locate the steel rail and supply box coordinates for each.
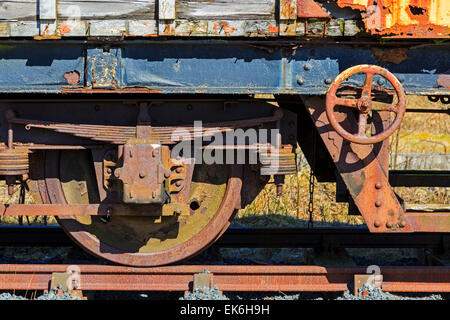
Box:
[0,226,448,249]
[0,264,449,293]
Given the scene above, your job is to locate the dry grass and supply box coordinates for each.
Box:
[0,96,448,227]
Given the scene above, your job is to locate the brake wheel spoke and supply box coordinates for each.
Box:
[361,72,375,98]
[335,97,359,108]
[357,113,368,137]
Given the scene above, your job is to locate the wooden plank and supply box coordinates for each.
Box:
[9,21,38,36]
[129,20,158,36]
[0,0,36,21]
[40,21,58,36]
[58,21,87,37]
[176,0,275,20]
[57,0,156,20]
[159,0,176,20]
[159,20,175,36]
[40,0,56,20]
[89,20,127,36]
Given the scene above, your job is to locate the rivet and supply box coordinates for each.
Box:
[399,220,406,228]
[375,200,382,207]
[106,168,112,174]
[139,172,146,178]
[164,171,171,178]
[304,63,312,71]
[375,182,382,189]
[175,167,183,174]
[374,220,381,227]
[386,221,393,228]
[296,75,304,85]
[324,78,332,84]
[175,180,182,187]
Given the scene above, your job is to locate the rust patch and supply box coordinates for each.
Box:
[268,25,279,33]
[59,24,71,36]
[61,88,163,94]
[63,71,80,85]
[297,0,331,18]
[336,0,450,38]
[437,72,450,89]
[220,22,236,35]
[281,0,297,19]
[371,48,409,64]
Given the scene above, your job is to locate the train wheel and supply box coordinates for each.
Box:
[44,150,242,267]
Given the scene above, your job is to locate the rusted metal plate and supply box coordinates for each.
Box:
[336,0,450,37]
[297,0,331,18]
[116,142,170,204]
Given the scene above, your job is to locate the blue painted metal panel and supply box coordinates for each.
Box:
[0,43,84,92]
[0,41,448,95]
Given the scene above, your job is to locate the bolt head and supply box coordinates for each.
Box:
[374,220,381,227]
[107,168,112,174]
[164,171,171,178]
[375,200,382,207]
[324,78,332,85]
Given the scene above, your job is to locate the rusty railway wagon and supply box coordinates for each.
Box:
[0,0,448,266]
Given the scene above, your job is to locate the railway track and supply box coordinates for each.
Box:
[1,225,449,250]
[0,264,448,295]
[0,226,449,297]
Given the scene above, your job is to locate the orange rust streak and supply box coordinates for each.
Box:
[61,88,163,94]
[59,24,71,36]
[268,25,279,33]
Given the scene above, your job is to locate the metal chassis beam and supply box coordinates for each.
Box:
[0,40,448,95]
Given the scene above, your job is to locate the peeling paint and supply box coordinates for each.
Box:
[336,0,450,38]
[372,47,409,64]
